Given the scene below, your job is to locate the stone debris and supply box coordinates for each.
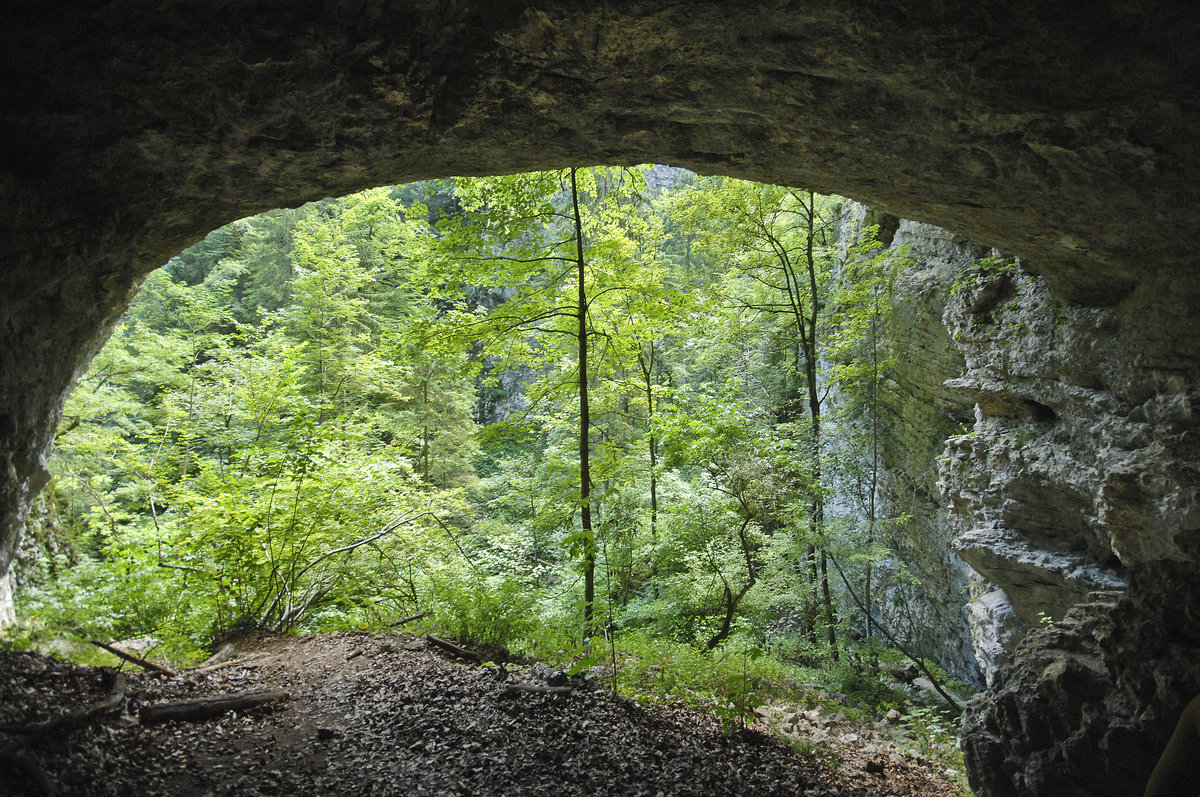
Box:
[0,633,964,796]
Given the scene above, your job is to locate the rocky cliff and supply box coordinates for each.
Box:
[960,564,1200,797]
[837,203,978,684]
[839,203,1119,689]
[941,235,1200,794]
[846,199,1200,792]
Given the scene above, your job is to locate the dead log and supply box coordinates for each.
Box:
[0,671,129,738]
[91,640,177,677]
[502,683,573,697]
[0,671,129,796]
[425,634,483,662]
[185,652,270,676]
[139,690,290,724]
[389,611,429,628]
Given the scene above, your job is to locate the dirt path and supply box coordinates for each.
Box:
[1,632,963,796]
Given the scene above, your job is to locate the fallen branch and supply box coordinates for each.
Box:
[91,640,177,677]
[389,611,429,628]
[198,643,237,668]
[826,553,961,711]
[139,690,290,724]
[425,634,483,662]
[185,652,271,676]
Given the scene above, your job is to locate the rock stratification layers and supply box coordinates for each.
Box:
[942,250,1200,794]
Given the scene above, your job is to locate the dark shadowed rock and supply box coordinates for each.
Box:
[961,564,1200,796]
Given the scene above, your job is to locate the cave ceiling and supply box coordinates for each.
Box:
[5,0,1199,630]
[4,1,1199,306]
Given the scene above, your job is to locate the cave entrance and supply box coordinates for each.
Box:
[4,4,1198,794]
[18,167,979,724]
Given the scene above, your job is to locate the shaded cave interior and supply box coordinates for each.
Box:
[4,3,1200,795]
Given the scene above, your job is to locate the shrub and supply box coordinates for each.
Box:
[426,568,536,652]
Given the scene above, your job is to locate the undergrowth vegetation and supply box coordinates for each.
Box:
[6,166,971,787]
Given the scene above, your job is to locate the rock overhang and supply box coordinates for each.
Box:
[3,3,1200,794]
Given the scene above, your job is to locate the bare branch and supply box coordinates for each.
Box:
[91,641,177,677]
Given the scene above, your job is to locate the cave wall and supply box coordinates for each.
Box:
[942,242,1200,794]
[4,2,1200,794]
[838,202,981,684]
[852,199,1200,791]
[849,191,1200,791]
[960,564,1200,797]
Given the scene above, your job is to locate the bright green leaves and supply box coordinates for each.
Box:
[164,437,439,636]
[26,165,919,687]
[31,185,482,654]
[424,165,672,635]
[649,387,759,648]
[291,212,372,339]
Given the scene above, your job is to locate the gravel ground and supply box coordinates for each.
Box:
[0,632,964,796]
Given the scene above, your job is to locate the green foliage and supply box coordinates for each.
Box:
[426,565,537,651]
[903,704,966,780]
[18,168,965,781]
[549,630,909,734]
[821,656,911,710]
[713,641,767,734]
[565,630,800,713]
[948,253,1017,300]
[26,186,478,651]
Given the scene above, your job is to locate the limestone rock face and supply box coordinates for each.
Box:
[961,565,1200,797]
[840,203,980,684]
[0,570,14,627]
[940,256,1200,661]
[845,194,1200,791]
[941,259,1200,792]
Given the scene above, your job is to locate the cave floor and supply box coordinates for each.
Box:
[0,632,962,796]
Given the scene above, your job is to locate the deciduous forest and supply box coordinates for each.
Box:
[8,166,969,779]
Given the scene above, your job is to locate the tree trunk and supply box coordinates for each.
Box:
[639,344,659,547]
[706,580,754,650]
[865,293,881,639]
[421,379,431,484]
[139,690,291,724]
[800,191,837,660]
[706,516,757,649]
[570,167,596,632]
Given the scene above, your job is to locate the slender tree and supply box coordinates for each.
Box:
[569,167,598,627]
[669,179,841,656]
[430,166,661,633]
[825,221,904,641]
